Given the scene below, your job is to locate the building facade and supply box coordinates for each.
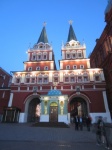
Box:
[0,67,12,120]
[8,22,111,124]
[90,0,112,118]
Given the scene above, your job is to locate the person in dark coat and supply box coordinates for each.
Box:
[86,115,92,131]
[74,115,79,130]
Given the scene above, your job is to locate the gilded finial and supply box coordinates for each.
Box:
[69,20,73,25]
[43,22,47,26]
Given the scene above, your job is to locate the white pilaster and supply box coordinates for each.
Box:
[8,93,13,107]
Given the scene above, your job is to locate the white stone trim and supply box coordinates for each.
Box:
[8,93,13,107]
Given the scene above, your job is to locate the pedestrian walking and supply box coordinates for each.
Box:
[74,115,79,130]
[96,116,110,149]
[86,115,92,131]
[79,115,83,131]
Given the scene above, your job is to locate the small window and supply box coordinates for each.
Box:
[66,65,70,70]
[31,78,35,83]
[43,54,47,60]
[70,77,75,82]
[78,76,82,82]
[54,77,58,82]
[43,78,48,83]
[73,65,77,69]
[37,55,41,60]
[95,75,100,81]
[83,76,89,82]
[65,77,69,82]
[80,65,84,69]
[36,67,40,70]
[78,52,82,58]
[16,78,20,83]
[38,78,42,83]
[28,67,32,71]
[44,66,48,70]
[26,78,30,83]
[66,53,71,59]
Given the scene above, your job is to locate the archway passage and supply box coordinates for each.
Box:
[70,97,88,118]
[27,98,41,122]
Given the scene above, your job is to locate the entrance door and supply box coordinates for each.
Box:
[49,106,58,122]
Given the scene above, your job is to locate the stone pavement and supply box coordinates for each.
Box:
[0,123,111,150]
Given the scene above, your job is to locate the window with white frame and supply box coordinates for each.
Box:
[73,65,77,69]
[64,76,69,82]
[53,73,59,82]
[28,67,32,71]
[44,66,48,70]
[26,78,30,83]
[38,77,42,83]
[43,77,48,83]
[32,53,36,60]
[77,76,82,82]
[70,76,75,82]
[66,65,70,70]
[83,72,89,82]
[94,74,101,81]
[36,66,40,70]
[43,53,47,60]
[77,51,82,58]
[31,78,35,83]
[16,78,20,83]
[66,52,71,59]
[37,53,42,60]
[80,65,84,69]
[72,51,77,59]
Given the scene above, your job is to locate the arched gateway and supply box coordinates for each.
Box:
[24,94,41,122]
[68,93,91,119]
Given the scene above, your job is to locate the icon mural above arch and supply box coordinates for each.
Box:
[27,98,41,122]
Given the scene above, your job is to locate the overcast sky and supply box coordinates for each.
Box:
[0,0,107,73]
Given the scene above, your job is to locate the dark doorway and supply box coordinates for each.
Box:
[27,98,40,122]
[70,97,88,117]
[49,106,58,122]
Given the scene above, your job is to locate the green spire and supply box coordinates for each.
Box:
[37,23,48,44]
[67,21,77,42]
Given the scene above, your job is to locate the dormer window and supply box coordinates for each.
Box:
[44,66,48,70]
[28,67,32,71]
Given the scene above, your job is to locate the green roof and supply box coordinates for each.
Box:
[67,24,77,42]
[37,26,48,44]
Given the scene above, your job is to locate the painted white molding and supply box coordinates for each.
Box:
[8,93,13,107]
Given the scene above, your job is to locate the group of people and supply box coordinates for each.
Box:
[73,115,92,131]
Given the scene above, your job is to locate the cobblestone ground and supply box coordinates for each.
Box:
[0,123,111,150]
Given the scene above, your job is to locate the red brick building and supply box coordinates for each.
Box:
[0,67,12,120]
[90,0,112,118]
[5,22,111,124]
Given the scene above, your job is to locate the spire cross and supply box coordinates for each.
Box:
[69,20,73,25]
[43,22,47,26]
